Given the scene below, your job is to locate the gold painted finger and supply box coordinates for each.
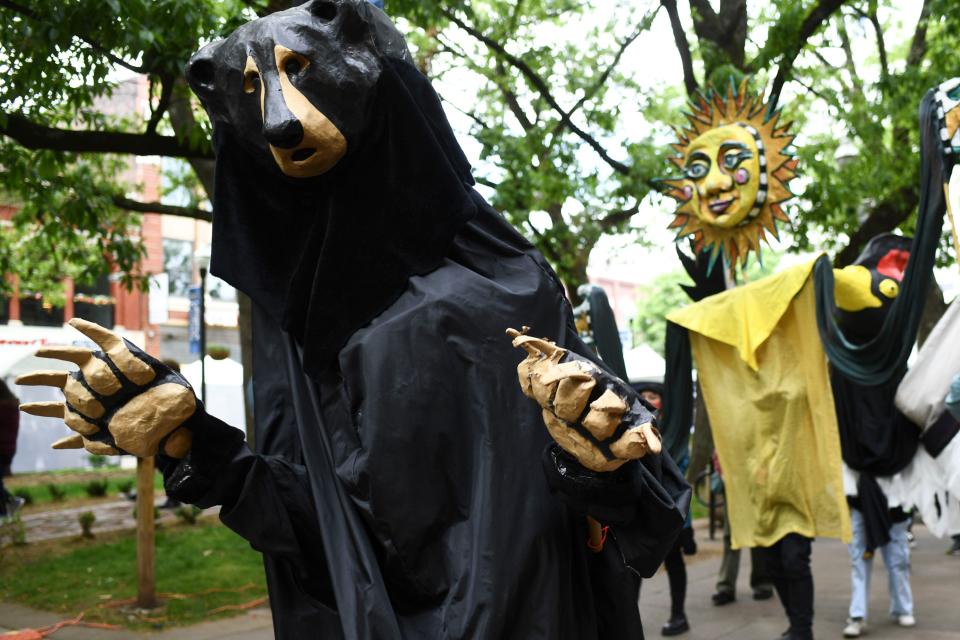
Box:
[15,370,69,388]
[163,428,193,459]
[68,317,122,350]
[83,439,120,455]
[63,378,105,419]
[69,318,155,386]
[20,401,65,418]
[36,346,92,366]
[52,434,84,449]
[64,405,101,436]
[79,357,122,396]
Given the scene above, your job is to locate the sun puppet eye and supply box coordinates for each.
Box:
[685,162,708,180]
[723,151,750,170]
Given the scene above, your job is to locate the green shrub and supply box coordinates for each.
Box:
[46,483,66,502]
[87,454,108,469]
[117,480,134,495]
[206,344,230,360]
[84,479,109,498]
[78,511,96,539]
[12,489,33,506]
[174,505,202,525]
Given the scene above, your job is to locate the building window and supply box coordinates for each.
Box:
[74,275,115,329]
[19,295,64,327]
[164,238,193,298]
[0,296,7,324]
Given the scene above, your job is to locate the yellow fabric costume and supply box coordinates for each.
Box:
[667,260,851,549]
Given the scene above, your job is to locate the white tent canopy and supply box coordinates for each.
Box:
[624,344,665,383]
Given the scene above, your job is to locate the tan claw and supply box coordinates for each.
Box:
[16,370,69,388]
[52,434,84,449]
[20,401,65,418]
[68,318,155,386]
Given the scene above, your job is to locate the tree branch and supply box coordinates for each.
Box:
[662,0,698,96]
[907,0,932,67]
[145,74,174,135]
[494,61,534,131]
[863,5,890,84]
[1,113,213,159]
[112,197,212,222]
[442,9,631,175]
[767,0,846,110]
[0,0,145,74]
[564,9,657,122]
[599,202,640,230]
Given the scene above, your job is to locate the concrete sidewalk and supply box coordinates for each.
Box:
[640,521,960,639]
[0,602,273,639]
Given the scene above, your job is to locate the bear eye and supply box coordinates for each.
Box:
[243,70,260,94]
[284,59,302,76]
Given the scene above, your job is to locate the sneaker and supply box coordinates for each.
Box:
[894,614,915,627]
[711,591,736,606]
[843,618,865,637]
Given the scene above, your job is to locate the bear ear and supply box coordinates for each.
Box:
[307,0,338,21]
[186,41,223,103]
[338,1,370,43]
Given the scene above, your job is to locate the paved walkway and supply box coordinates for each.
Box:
[1,520,957,638]
[640,521,960,639]
[16,500,218,544]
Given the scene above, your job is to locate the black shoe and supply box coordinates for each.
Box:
[712,591,736,606]
[753,589,774,600]
[661,614,689,636]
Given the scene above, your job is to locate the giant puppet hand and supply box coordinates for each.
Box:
[17,319,196,458]
[507,327,661,472]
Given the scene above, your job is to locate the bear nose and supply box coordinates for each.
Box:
[262,95,304,149]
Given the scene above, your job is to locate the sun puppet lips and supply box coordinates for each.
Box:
[707,197,735,214]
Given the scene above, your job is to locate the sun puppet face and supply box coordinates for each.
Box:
[662,80,798,269]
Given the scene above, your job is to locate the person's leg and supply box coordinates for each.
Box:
[748,547,774,598]
[847,509,871,622]
[665,542,687,618]
[714,510,740,604]
[779,534,814,639]
[880,519,914,621]
[754,540,789,620]
[0,454,11,517]
[662,540,690,635]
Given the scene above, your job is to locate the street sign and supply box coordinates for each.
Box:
[188,285,202,355]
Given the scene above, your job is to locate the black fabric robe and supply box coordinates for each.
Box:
[161,202,688,638]
[165,22,688,634]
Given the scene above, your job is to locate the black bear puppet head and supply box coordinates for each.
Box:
[186,0,476,373]
[187,0,412,180]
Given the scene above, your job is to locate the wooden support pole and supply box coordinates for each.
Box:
[944,180,960,263]
[136,456,157,609]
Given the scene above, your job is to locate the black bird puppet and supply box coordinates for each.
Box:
[16,2,689,638]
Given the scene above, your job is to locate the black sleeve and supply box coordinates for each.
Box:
[157,411,322,564]
[541,443,690,578]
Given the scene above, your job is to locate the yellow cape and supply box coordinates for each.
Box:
[668,259,851,548]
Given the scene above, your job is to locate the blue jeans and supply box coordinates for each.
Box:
[847,509,914,620]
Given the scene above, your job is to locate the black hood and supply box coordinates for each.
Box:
[190,1,476,374]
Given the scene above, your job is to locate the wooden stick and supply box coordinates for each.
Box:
[136,456,157,609]
[586,516,604,552]
[944,181,960,264]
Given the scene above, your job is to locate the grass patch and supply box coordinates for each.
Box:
[0,520,267,630]
[7,473,161,508]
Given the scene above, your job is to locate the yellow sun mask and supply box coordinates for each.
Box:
[662,80,798,269]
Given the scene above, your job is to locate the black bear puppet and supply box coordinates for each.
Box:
[20,2,689,638]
